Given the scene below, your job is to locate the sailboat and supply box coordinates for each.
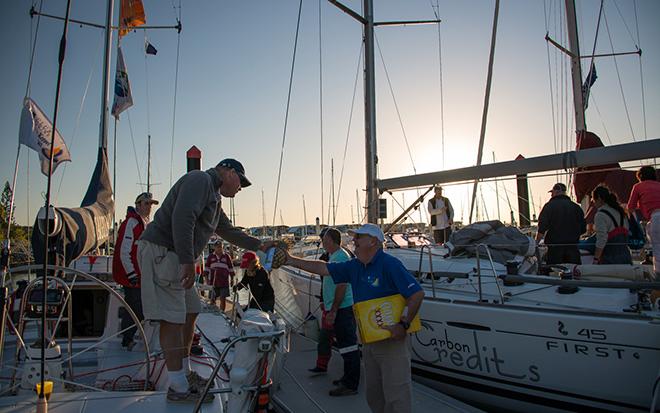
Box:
[275,1,660,412]
[0,1,288,412]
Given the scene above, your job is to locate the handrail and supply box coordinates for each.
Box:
[193,329,286,413]
[5,264,151,391]
[474,244,505,303]
[417,245,437,298]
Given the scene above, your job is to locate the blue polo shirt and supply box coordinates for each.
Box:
[327,249,422,303]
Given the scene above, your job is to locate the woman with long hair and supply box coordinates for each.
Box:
[627,166,660,275]
[592,185,632,265]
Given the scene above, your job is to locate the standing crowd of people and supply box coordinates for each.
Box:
[111,153,657,411]
[535,165,660,271]
[110,155,424,412]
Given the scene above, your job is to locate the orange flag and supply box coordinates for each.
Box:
[119,0,146,37]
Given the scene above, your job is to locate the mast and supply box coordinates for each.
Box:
[363,0,378,224]
[99,0,115,149]
[147,134,151,193]
[565,0,586,133]
[327,0,439,225]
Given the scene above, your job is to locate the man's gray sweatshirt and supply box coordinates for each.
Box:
[140,168,262,264]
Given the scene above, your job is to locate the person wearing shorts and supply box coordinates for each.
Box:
[138,159,274,403]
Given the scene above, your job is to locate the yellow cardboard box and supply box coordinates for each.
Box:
[353,294,421,344]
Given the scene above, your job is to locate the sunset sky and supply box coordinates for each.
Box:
[1,0,658,229]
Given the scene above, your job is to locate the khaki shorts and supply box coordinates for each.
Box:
[137,240,202,324]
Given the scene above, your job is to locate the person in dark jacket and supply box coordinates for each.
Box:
[235,251,275,312]
[535,183,586,264]
[112,192,158,349]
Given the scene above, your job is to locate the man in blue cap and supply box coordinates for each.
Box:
[137,158,274,403]
[284,223,424,412]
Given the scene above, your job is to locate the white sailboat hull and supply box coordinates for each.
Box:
[274,264,660,413]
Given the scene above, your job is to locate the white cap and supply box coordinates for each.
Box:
[348,223,384,242]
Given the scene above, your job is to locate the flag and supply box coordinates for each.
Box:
[111,47,134,118]
[119,0,146,37]
[581,63,597,110]
[145,41,158,55]
[18,97,72,176]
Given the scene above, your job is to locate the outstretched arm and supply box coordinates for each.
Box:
[286,254,330,276]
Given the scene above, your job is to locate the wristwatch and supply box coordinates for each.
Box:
[398,320,410,330]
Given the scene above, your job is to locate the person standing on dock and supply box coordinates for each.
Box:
[137,158,274,403]
[627,166,660,275]
[112,192,158,350]
[284,223,424,413]
[536,183,586,265]
[204,241,235,311]
[307,227,360,397]
[427,185,454,244]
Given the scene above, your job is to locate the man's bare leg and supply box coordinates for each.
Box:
[161,320,185,370]
[183,313,199,356]
[160,320,188,392]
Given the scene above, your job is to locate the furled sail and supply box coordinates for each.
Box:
[31,148,114,266]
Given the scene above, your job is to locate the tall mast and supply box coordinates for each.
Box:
[147,135,151,193]
[565,0,586,133]
[363,0,378,224]
[99,0,115,149]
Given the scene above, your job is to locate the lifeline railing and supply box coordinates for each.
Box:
[416,243,505,303]
[474,243,505,303]
[193,329,287,413]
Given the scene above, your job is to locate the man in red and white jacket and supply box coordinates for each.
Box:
[204,241,235,311]
[113,192,159,349]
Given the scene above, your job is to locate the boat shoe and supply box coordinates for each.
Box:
[187,370,215,390]
[329,384,358,397]
[166,387,214,403]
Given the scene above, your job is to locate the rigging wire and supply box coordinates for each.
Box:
[25,0,44,97]
[374,35,416,174]
[429,0,445,169]
[602,9,636,142]
[632,0,648,144]
[126,112,144,183]
[272,0,303,227]
[543,0,559,182]
[169,0,182,187]
[55,32,105,202]
[333,44,363,223]
[318,0,324,225]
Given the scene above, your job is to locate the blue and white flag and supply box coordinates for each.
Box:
[582,63,597,110]
[111,47,134,118]
[18,97,72,176]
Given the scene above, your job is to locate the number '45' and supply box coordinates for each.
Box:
[577,328,607,340]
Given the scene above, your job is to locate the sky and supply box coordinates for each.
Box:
[1,0,659,230]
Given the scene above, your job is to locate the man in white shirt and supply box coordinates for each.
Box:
[427,186,454,244]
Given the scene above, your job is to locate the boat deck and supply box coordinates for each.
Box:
[272,333,483,413]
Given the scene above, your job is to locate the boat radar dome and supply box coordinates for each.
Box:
[37,205,62,237]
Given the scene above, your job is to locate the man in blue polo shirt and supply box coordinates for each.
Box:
[284,223,424,413]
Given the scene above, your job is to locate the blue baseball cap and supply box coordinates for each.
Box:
[217,158,251,188]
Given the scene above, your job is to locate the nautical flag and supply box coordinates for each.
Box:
[119,0,146,37]
[111,47,134,118]
[582,63,597,110]
[18,97,72,176]
[145,41,157,56]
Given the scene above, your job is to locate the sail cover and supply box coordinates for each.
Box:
[32,148,114,266]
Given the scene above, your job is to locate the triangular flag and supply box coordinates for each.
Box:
[111,47,134,118]
[581,63,598,110]
[18,97,72,176]
[145,41,158,55]
[119,0,146,37]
